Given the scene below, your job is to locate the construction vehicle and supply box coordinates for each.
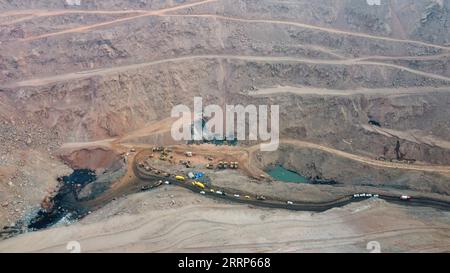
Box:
[179,160,191,168]
[256,195,266,201]
[151,146,162,152]
[218,161,224,169]
[192,181,205,189]
[206,163,214,169]
[175,175,185,181]
[229,161,239,169]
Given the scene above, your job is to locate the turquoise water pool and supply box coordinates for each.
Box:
[267,165,308,183]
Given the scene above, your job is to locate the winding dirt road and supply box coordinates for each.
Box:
[166,14,450,51]
[20,0,218,41]
[15,5,450,52]
[3,54,450,88]
[132,153,450,212]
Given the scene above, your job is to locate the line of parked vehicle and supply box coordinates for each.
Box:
[174,175,415,206]
[353,193,411,200]
[137,160,414,208]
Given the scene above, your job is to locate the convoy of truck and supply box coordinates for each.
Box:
[136,146,417,209]
[353,193,413,201]
[217,161,239,169]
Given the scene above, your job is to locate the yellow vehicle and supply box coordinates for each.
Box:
[192,181,205,189]
[244,195,251,199]
[175,175,185,181]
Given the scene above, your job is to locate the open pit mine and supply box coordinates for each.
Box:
[0,0,450,254]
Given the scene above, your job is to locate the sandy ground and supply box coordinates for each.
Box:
[1,186,449,253]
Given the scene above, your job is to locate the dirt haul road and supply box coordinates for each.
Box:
[132,154,450,212]
[3,54,450,88]
[20,0,218,41]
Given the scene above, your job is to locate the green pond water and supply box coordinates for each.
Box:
[267,165,308,183]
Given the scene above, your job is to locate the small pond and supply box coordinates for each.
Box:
[266,165,308,183]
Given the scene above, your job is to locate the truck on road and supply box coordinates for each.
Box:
[175,175,185,181]
[256,195,266,201]
[192,181,205,189]
[400,195,411,200]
